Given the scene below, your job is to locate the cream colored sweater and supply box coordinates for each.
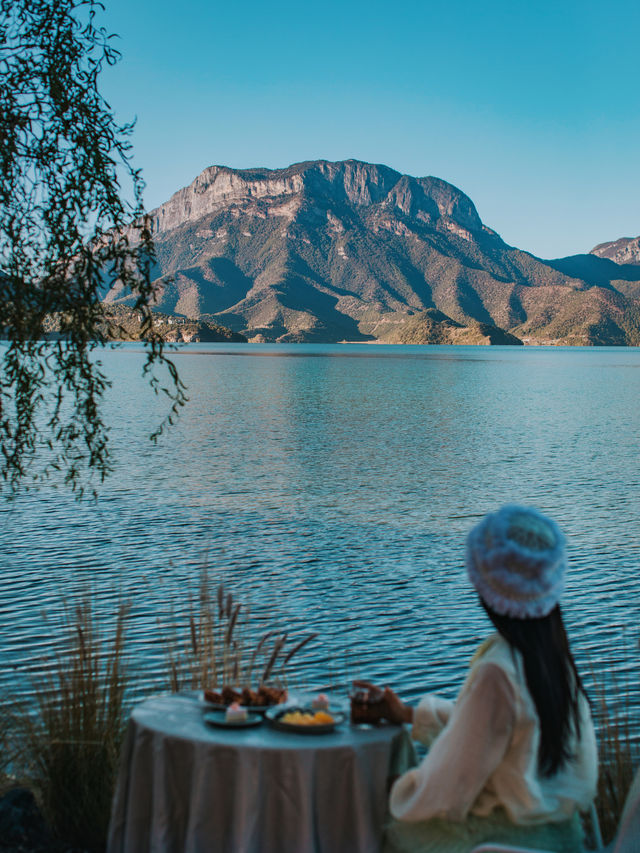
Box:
[389,633,598,825]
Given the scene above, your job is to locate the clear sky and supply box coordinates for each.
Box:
[101,0,640,259]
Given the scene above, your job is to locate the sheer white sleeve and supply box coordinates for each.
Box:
[390,663,516,822]
[411,694,455,746]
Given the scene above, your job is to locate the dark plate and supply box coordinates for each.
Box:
[203,710,263,729]
[265,706,345,734]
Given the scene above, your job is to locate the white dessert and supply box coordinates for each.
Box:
[311,692,330,711]
[225,701,248,722]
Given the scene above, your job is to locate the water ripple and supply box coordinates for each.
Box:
[0,345,638,728]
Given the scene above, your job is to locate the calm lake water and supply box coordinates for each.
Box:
[1,344,639,717]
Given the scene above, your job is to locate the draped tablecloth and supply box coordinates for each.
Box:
[107,693,415,853]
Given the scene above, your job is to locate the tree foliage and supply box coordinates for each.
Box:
[0,0,187,497]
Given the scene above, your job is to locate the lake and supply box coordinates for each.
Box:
[1,344,639,716]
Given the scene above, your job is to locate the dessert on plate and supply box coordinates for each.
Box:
[224,701,249,723]
[204,684,288,708]
[311,692,330,711]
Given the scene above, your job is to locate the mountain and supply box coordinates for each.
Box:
[104,160,640,345]
[591,236,640,266]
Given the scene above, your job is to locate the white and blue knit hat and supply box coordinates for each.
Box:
[466,505,567,619]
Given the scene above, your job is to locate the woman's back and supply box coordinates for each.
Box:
[466,634,597,823]
[389,633,597,827]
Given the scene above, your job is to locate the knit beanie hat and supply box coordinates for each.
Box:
[466,505,567,619]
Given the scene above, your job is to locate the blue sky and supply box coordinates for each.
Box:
[101,0,640,258]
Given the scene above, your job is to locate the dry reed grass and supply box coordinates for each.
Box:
[0,700,20,795]
[19,596,130,852]
[163,571,316,692]
[588,664,639,846]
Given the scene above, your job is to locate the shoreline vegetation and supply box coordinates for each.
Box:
[21,303,640,347]
[38,305,248,345]
[0,584,637,852]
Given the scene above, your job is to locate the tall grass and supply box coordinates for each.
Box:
[20,597,130,852]
[589,664,639,845]
[163,572,316,692]
[0,699,20,795]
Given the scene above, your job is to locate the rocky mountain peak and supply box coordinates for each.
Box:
[149,159,484,238]
[591,236,640,265]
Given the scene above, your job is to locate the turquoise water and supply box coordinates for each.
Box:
[1,344,639,711]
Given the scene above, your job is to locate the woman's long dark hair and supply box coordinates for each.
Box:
[482,600,587,777]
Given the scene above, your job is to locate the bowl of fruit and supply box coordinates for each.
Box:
[265,704,345,734]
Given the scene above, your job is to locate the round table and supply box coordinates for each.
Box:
[107,693,415,853]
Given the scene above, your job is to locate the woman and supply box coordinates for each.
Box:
[379,505,598,853]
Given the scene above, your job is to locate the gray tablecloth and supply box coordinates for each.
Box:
[107,693,415,853]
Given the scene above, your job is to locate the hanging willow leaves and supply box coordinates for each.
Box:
[0,0,187,497]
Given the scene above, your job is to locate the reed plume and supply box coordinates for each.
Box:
[162,569,316,692]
